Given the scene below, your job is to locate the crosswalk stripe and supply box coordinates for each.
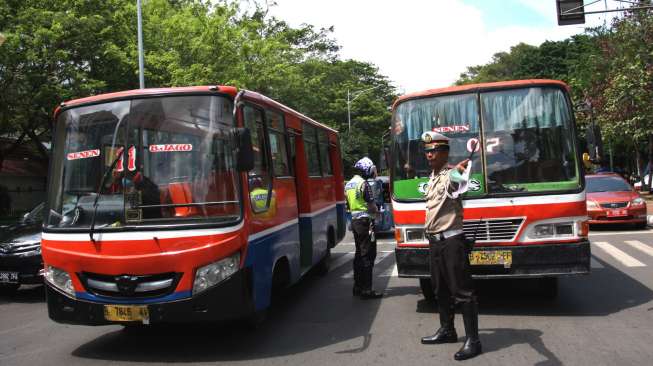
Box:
[593,241,646,267]
[624,240,653,258]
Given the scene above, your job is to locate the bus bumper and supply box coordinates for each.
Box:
[46,268,254,326]
[395,240,591,279]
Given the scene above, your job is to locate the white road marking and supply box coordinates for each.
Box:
[589,229,653,237]
[593,241,646,267]
[624,240,653,258]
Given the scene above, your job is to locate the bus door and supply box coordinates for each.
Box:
[290,128,313,271]
[287,128,311,270]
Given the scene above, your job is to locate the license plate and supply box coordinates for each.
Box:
[0,271,19,283]
[103,305,149,323]
[607,209,627,217]
[469,250,512,268]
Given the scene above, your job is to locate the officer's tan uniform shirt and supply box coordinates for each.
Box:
[424,167,463,233]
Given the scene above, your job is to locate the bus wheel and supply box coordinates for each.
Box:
[419,278,435,302]
[539,277,558,299]
[316,249,331,276]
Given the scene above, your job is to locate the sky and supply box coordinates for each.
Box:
[268,0,625,93]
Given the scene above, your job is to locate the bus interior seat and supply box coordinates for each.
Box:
[168,182,199,217]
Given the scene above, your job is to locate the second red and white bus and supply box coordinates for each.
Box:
[390,80,591,298]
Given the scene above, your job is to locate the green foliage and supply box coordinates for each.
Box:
[0,0,395,176]
[455,8,653,172]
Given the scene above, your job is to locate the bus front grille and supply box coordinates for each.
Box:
[463,218,524,242]
[79,272,181,299]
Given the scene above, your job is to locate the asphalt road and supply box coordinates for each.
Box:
[2,227,653,366]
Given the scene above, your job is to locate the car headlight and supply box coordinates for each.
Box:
[586,200,600,210]
[44,265,75,297]
[193,252,240,295]
[631,197,645,206]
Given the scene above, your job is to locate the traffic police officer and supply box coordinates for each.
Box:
[419,131,482,361]
[345,157,383,299]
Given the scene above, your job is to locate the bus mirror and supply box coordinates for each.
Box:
[233,128,254,171]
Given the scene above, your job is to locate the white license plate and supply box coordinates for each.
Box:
[607,209,627,217]
[0,271,19,283]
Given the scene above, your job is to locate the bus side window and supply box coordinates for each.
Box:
[243,105,271,213]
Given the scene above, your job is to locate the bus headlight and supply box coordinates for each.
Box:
[520,217,586,242]
[193,252,240,295]
[44,265,75,297]
[532,222,574,238]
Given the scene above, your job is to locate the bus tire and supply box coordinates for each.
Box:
[271,258,290,302]
[539,277,558,299]
[316,248,331,276]
[419,278,436,302]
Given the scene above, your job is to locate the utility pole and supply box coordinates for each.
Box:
[347,85,383,132]
[137,0,145,89]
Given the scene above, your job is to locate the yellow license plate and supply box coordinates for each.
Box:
[103,305,149,322]
[469,250,512,268]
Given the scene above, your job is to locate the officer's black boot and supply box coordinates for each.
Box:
[421,298,457,344]
[454,299,482,360]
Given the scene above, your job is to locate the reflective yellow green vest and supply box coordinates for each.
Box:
[345,175,368,213]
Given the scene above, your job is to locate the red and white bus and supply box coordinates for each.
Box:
[42,86,346,325]
[390,80,590,297]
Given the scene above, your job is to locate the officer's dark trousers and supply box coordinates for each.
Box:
[428,234,475,304]
[352,217,376,291]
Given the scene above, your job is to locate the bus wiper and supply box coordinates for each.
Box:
[89,119,125,243]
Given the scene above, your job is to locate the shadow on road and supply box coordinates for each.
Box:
[0,284,44,304]
[481,328,563,366]
[414,255,653,317]
[71,254,394,362]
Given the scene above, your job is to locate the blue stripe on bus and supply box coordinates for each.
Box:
[75,290,192,304]
[245,205,340,311]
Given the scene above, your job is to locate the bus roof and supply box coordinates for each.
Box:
[55,85,337,134]
[393,79,570,108]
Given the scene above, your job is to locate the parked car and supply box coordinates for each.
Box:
[586,174,647,228]
[0,202,44,293]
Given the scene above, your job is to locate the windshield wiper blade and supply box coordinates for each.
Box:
[89,119,125,243]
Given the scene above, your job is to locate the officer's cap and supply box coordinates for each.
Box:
[421,131,450,152]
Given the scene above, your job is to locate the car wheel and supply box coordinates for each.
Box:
[634,222,648,229]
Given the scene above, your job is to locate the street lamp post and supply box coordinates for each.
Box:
[347,85,383,132]
[137,0,145,89]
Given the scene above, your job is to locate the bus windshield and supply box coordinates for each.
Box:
[46,95,241,229]
[392,86,580,200]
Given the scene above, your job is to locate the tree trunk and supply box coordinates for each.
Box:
[648,134,653,193]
